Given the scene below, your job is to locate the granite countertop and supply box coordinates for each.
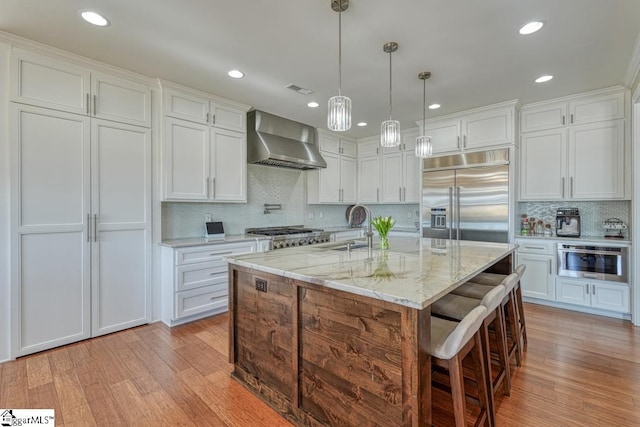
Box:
[515,234,631,245]
[226,236,517,309]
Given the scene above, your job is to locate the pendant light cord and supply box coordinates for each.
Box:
[388,49,392,120]
[338,4,342,97]
[422,77,426,135]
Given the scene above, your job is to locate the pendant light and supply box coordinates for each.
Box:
[415,71,433,158]
[327,0,351,131]
[380,42,400,147]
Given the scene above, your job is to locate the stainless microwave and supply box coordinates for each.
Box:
[557,244,627,283]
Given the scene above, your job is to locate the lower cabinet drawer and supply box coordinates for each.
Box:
[175,284,228,319]
[176,260,227,292]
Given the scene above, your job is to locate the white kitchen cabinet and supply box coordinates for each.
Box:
[519,129,567,200]
[520,90,625,133]
[11,104,151,357]
[381,129,420,203]
[515,239,555,301]
[11,48,151,127]
[331,229,364,242]
[163,86,246,133]
[161,241,258,326]
[556,277,629,313]
[423,101,516,156]
[308,131,357,204]
[163,108,247,202]
[357,136,381,203]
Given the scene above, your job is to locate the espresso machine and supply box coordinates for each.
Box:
[556,208,581,237]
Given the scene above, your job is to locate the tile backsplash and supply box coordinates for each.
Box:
[162,164,419,239]
[517,201,631,238]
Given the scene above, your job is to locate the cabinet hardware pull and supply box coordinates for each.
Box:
[457,136,460,149]
[524,246,545,250]
[399,187,402,201]
[592,284,596,295]
[211,114,216,124]
[585,283,589,294]
[206,177,210,198]
[562,177,565,198]
[206,112,210,123]
[212,177,216,198]
[562,115,565,125]
[86,93,90,115]
[209,251,233,256]
[463,135,467,149]
[209,297,217,300]
[87,213,91,242]
[376,148,379,155]
[448,186,454,240]
[403,187,406,201]
[548,259,551,274]
[570,114,574,124]
[570,177,573,198]
[93,95,97,116]
[456,186,461,240]
[93,214,98,242]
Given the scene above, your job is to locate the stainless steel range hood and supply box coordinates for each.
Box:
[247,110,327,170]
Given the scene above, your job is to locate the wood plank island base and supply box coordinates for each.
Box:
[226,237,516,426]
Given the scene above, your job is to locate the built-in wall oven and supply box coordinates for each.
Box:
[557,244,627,283]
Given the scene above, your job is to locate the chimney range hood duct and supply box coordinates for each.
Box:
[247,110,327,170]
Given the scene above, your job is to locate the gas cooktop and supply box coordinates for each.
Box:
[246,226,331,249]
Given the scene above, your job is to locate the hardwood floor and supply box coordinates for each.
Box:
[1,303,639,426]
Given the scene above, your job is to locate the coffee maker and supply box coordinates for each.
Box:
[556,208,580,237]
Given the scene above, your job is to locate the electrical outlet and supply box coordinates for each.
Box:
[205,213,212,222]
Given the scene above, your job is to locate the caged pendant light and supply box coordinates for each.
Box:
[415,71,433,158]
[327,0,351,131]
[380,42,400,147]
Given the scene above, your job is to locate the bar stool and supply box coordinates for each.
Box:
[468,266,527,365]
[430,306,490,427]
[431,285,509,426]
[473,265,528,347]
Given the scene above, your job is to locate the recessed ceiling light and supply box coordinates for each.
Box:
[519,21,544,35]
[80,10,110,27]
[307,102,319,108]
[535,75,553,83]
[428,104,441,110]
[227,70,245,79]
[357,122,367,127]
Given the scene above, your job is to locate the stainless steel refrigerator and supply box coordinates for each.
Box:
[422,149,509,243]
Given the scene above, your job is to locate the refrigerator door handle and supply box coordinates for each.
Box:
[456,186,461,240]
[448,186,454,240]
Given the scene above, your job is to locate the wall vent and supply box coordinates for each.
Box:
[286,84,313,95]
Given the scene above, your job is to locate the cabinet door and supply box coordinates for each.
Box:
[12,105,91,356]
[591,282,630,313]
[358,138,380,157]
[424,119,460,154]
[317,131,341,154]
[519,129,567,201]
[340,156,357,203]
[164,88,209,124]
[403,150,421,203]
[381,152,403,203]
[11,49,90,115]
[569,92,625,125]
[164,118,209,200]
[211,103,246,133]
[568,120,624,200]
[402,128,419,153]
[462,107,512,150]
[358,156,381,203]
[555,278,590,307]
[318,151,341,203]
[91,73,151,127]
[516,253,555,300]
[340,138,357,158]
[91,120,151,337]
[520,102,567,133]
[210,129,247,202]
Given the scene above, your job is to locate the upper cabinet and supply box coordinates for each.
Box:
[381,128,421,204]
[161,83,250,202]
[357,136,381,204]
[307,130,357,204]
[164,87,246,133]
[519,87,628,201]
[422,101,518,156]
[11,48,151,127]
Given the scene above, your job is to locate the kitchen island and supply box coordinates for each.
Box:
[226,237,516,426]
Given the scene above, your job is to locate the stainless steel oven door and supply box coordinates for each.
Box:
[557,244,627,282]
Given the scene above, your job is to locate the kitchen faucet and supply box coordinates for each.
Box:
[348,204,374,250]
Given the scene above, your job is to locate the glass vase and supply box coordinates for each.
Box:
[378,234,389,250]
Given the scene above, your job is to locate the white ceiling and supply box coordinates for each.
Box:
[1,0,639,138]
